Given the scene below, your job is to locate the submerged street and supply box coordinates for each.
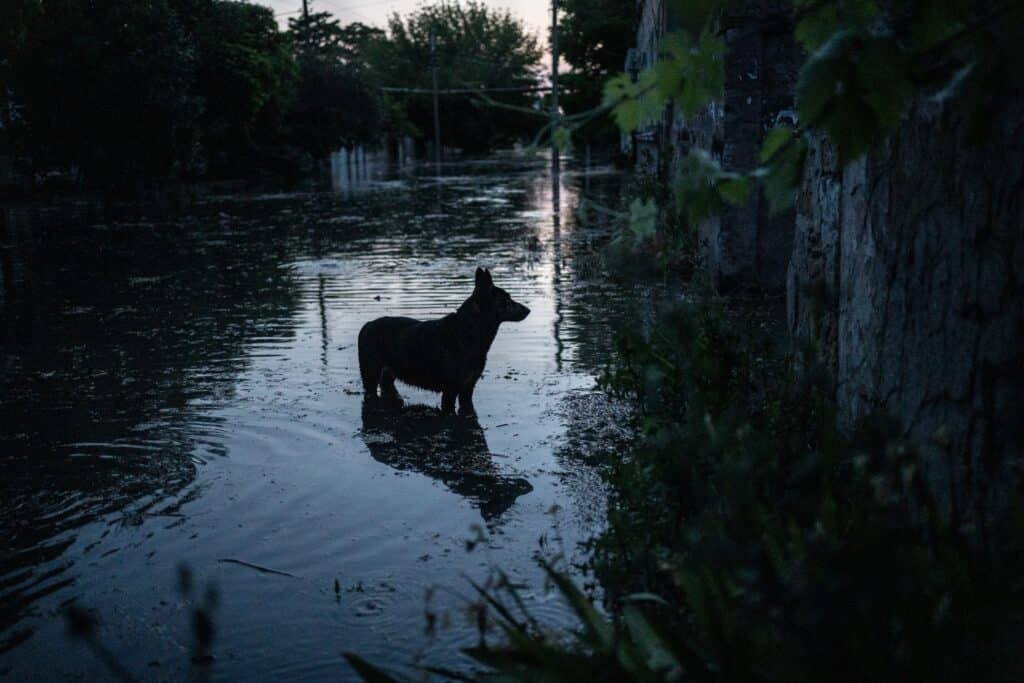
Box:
[0,153,646,679]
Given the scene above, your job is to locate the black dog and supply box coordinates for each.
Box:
[358,267,530,414]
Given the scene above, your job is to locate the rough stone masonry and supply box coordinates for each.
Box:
[788,96,1024,517]
[634,1,1023,514]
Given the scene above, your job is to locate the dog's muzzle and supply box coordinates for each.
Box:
[508,303,530,322]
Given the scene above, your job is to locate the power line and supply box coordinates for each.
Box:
[315,0,392,23]
[380,85,553,95]
[275,0,390,22]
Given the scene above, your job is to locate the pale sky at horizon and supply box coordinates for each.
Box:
[258,0,552,40]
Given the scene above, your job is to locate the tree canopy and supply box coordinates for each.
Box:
[195,1,294,173]
[8,0,202,180]
[0,0,544,186]
[558,0,636,146]
[376,1,543,155]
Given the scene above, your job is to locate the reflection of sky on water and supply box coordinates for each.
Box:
[0,153,645,679]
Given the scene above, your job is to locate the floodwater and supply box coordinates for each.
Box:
[0,152,641,680]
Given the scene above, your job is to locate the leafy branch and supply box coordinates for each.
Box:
[600,0,1023,248]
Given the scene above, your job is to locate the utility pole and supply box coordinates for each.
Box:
[302,0,308,20]
[430,29,442,170]
[550,0,560,180]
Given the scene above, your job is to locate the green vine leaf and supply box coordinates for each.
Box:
[673,150,750,226]
[798,30,910,163]
[604,70,665,134]
[795,4,840,52]
[755,133,808,214]
[717,177,749,206]
[657,30,725,117]
[795,0,878,51]
[628,198,658,243]
[669,0,728,34]
[761,126,794,163]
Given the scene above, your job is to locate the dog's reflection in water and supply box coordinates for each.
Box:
[360,400,533,520]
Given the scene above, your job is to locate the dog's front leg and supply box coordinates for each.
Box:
[441,391,457,413]
[457,386,476,416]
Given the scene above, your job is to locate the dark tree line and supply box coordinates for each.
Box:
[0,0,543,186]
[557,0,636,147]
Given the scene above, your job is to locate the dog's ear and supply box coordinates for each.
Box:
[475,267,493,290]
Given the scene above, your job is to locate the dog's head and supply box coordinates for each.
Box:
[473,267,530,323]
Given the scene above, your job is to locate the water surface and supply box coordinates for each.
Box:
[0,153,640,680]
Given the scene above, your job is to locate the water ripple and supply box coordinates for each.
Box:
[0,153,638,680]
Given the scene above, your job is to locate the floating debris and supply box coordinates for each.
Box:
[216,559,295,578]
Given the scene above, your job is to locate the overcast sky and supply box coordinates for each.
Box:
[258,0,552,39]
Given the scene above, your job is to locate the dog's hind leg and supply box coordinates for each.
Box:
[358,346,380,399]
[380,368,402,400]
[360,365,379,399]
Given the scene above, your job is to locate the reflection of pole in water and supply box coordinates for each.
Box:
[347,150,352,195]
[433,147,443,214]
[318,274,329,369]
[552,168,564,373]
[552,164,560,213]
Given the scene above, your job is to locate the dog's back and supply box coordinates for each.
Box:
[358,315,454,394]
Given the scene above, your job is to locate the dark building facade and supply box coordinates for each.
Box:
[631,0,798,291]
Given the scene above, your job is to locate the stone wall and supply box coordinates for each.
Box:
[699,3,798,291]
[788,96,1024,515]
[632,5,1023,512]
